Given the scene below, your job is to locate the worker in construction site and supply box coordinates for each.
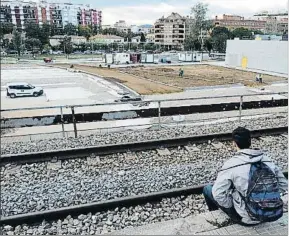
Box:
[256,73,263,83]
[179,68,184,78]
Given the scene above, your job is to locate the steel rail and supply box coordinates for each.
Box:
[1,170,288,226]
[1,126,287,165]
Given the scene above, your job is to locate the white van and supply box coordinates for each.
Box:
[6,82,44,98]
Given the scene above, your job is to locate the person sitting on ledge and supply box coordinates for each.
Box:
[203,127,288,225]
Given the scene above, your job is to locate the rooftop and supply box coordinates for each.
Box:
[90,34,124,39]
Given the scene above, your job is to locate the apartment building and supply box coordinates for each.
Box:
[213,14,266,31]
[0,0,102,29]
[154,12,188,49]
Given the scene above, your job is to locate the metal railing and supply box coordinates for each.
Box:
[1,92,288,142]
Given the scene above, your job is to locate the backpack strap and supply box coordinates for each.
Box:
[220,152,270,172]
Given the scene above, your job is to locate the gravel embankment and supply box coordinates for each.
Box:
[1,135,287,218]
[1,115,287,155]
[1,194,205,235]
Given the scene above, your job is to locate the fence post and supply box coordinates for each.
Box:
[60,107,65,138]
[158,101,161,129]
[239,96,243,122]
[71,106,77,138]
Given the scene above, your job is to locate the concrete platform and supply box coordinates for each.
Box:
[109,210,288,235]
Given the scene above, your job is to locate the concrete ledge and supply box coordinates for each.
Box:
[109,210,288,235]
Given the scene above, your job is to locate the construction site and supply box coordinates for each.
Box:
[54,63,287,95]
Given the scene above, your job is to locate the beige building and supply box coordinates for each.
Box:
[213,14,266,31]
[154,12,188,49]
[89,35,124,44]
[49,35,86,47]
[146,33,154,43]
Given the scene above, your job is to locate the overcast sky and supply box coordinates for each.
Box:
[70,0,288,25]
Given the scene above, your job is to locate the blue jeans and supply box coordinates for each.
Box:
[203,185,243,223]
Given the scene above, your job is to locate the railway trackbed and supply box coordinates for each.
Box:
[1,126,287,165]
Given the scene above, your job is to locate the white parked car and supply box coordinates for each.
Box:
[6,82,44,98]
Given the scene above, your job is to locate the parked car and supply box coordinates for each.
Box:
[115,95,142,103]
[7,50,18,54]
[52,51,63,55]
[6,82,44,98]
[83,50,92,54]
[43,57,53,63]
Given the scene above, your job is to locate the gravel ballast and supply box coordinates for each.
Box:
[1,194,206,235]
[1,115,287,155]
[1,135,287,218]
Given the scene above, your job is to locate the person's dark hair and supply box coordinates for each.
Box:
[232,127,251,149]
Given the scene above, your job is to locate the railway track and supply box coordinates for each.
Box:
[1,126,288,229]
[1,172,288,227]
[0,184,206,226]
[1,126,287,165]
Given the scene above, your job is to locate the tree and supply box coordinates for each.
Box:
[0,22,14,37]
[92,25,100,35]
[25,38,42,53]
[60,36,73,55]
[189,2,209,39]
[64,23,77,36]
[252,30,264,35]
[211,26,231,38]
[140,33,146,43]
[24,21,41,39]
[204,38,213,54]
[184,36,193,51]
[232,27,252,39]
[43,44,51,53]
[193,39,202,51]
[78,25,91,41]
[210,26,232,53]
[212,33,228,53]
[39,23,51,46]
[0,38,10,49]
[12,27,22,56]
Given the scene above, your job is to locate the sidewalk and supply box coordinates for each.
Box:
[110,210,288,235]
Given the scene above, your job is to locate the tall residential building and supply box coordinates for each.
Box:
[0,0,102,29]
[154,12,188,49]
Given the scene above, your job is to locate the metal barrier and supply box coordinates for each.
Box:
[1,92,288,141]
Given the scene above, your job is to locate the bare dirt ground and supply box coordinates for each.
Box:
[120,65,287,88]
[53,64,181,95]
[53,64,287,95]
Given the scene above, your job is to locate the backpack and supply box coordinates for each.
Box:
[242,161,283,222]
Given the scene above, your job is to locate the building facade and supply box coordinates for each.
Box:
[89,35,125,44]
[225,40,288,74]
[131,24,153,34]
[213,14,266,31]
[154,12,188,49]
[49,35,86,46]
[0,0,102,29]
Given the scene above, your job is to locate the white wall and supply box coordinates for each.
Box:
[225,40,288,74]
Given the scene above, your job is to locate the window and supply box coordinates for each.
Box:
[23,85,32,90]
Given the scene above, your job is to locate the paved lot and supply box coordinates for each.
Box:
[1,65,128,110]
